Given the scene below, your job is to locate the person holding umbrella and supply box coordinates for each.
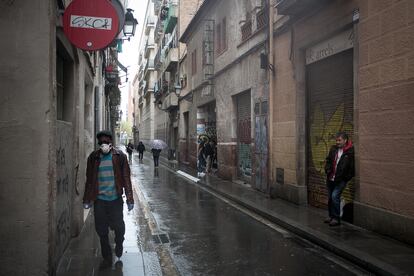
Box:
[150,139,167,167]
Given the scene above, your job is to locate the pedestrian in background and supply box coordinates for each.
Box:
[137,141,145,161]
[151,148,161,167]
[324,131,354,227]
[83,130,134,266]
[204,140,215,173]
[197,140,206,177]
[126,142,134,163]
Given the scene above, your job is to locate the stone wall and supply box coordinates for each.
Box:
[0,1,53,275]
[355,0,414,244]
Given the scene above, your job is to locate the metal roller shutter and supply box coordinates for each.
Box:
[307,49,354,209]
[237,91,252,182]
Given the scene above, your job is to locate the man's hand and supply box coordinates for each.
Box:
[127,203,134,211]
[83,203,92,209]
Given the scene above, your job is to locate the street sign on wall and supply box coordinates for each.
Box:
[63,0,119,51]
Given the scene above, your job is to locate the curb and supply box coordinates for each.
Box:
[198,181,404,276]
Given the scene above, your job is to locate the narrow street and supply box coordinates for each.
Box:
[129,153,368,276]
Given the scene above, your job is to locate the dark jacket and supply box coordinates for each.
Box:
[83,148,134,204]
[137,143,145,152]
[325,142,355,183]
[126,143,134,154]
[151,148,161,157]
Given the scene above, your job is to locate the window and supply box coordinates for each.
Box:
[222,18,227,51]
[216,18,228,55]
[191,49,197,75]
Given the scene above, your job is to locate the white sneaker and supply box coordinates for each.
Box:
[199,173,205,177]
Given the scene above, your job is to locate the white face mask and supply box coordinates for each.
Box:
[100,143,112,154]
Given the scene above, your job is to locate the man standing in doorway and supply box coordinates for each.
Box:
[83,130,134,266]
[324,132,354,226]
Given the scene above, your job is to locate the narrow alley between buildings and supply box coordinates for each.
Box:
[58,151,370,275]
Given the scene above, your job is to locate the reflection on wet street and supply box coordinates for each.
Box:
[130,156,365,276]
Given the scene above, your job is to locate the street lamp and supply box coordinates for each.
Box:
[123,9,138,39]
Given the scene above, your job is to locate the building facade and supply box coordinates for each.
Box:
[270,0,414,244]
[180,0,270,186]
[0,0,127,274]
[134,0,201,158]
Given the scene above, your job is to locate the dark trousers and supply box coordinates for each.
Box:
[197,156,206,173]
[153,155,159,167]
[327,180,347,220]
[128,152,132,163]
[94,198,125,258]
[138,151,144,160]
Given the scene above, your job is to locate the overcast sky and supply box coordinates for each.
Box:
[118,0,148,120]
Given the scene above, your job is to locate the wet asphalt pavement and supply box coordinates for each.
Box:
[129,154,368,276]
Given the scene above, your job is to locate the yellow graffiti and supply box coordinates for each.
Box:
[310,104,354,203]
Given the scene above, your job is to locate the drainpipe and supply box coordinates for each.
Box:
[268,0,275,191]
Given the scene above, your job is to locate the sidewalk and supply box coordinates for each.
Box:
[161,158,414,276]
[56,200,161,276]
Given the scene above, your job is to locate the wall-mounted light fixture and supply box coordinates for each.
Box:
[123,8,138,40]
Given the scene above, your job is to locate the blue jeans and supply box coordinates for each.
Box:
[327,180,347,220]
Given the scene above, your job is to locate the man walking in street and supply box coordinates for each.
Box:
[324,131,354,226]
[126,142,134,163]
[137,141,145,161]
[83,130,134,266]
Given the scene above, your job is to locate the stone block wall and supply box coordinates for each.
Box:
[355,0,414,243]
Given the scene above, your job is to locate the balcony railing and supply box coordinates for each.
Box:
[154,46,164,70]
[241,20,252,42]
[256,8,268,30]
[144,37,155,58]
[161,92,178,110]
[154,0,162,15]
[154,15,165,42]
[163,1,178,34]
[145,16,155,35]
[164,47,178,72]
[144,59,155,78]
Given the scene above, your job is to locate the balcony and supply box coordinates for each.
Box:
[154,15,165,42]
[143,81,155,97]
[256,8,268,30]
[144,37,155,58]
[153,0,162,15]
[162,92,178,110]
[163,1,178,34]
[154,46,164,70]
[241,20,252,42]
[144,59,155,79]
[164,47,178,72]
[276,0,330,16]
[145,16,155,35]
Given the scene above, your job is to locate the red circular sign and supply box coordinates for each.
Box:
[63,0,119,51]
